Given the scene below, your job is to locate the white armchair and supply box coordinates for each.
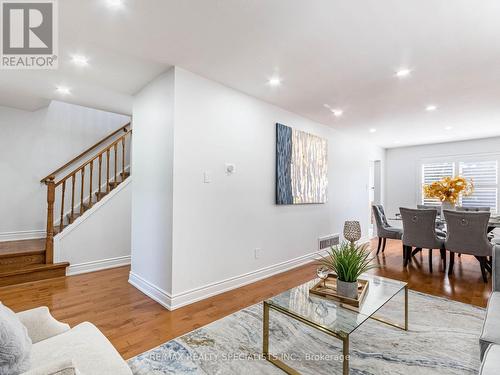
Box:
[17,306,132,375]
[17,307,70,344]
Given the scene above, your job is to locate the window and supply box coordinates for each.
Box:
[459,160,498,212]
[421,158,499,213]
[421,162,455,206]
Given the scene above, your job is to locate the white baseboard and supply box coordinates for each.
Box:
[128,271,173,310]
[66,255,131,276]
[129,250,326,311]
[0,230,45,242]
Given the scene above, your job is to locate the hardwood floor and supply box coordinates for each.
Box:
[369,238,492,307]
[0,237,491,360]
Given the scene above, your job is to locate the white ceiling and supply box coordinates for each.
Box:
[2,0,500,148]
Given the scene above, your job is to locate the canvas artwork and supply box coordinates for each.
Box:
[276,123,328,204]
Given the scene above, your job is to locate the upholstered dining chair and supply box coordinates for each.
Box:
[372,205,403,255]
[400,207,446,272]
[417,204,440,215]
[417,204,446,231]
[456,206,491,212]
[444,210,493,282]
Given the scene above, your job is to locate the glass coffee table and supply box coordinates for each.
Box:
[262,274,408,375]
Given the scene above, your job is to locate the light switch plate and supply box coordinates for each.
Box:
[204,171,212,183]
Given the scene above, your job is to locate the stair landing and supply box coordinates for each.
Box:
[0,239,68,287]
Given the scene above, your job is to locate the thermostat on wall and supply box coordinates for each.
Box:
[225,163,236,175]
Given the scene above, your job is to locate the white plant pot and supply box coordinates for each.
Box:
[337,279,358,299]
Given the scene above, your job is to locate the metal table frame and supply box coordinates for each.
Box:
[262,285,408,375]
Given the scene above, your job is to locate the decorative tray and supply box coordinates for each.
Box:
[309,274,369,307]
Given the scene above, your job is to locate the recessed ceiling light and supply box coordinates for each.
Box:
[106,0,124,8]
[426,105,437,111]
[268,77,281,86]
[71,55,89,67]
[369,128,377,133]
[56,86,71,95]
[332,109,343,117]
[394,140,401,144]
[444,126,453,130]
[395,68,412,78]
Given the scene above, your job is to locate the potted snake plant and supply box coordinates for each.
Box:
[318,241,377,299]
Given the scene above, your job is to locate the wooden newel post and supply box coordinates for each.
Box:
[45,176,55,264]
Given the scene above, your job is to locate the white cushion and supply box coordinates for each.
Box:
[30,322,131,375]
[480,292,500,359]
[22,359,80,375]
[0,303,32,375]
[480,345,500,375]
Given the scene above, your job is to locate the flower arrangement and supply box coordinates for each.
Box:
[423,176,474,204]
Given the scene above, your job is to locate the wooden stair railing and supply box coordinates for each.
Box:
[42,125,132,265]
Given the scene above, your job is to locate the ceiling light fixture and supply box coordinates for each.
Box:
[369,128,377,133]
[426,105,437,111]
[106,0,124,8]
[444,126,453,130]
[395,68,412,78]
[268,76,281,86]
[56,86,71,95]
[324,104,343,117]
[71,55,89,67]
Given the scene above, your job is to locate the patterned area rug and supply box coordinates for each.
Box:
[128,290,484,374]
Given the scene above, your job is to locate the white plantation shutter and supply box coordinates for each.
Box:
[459,160,498,212]
[421,162,455,206]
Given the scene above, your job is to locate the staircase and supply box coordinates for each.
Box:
[0,123,132,287]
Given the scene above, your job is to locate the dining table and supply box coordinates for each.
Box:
[388,214,500,233]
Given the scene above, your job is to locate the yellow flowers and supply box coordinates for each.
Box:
[423,176,474,204]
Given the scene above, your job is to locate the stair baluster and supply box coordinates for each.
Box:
[98,155,103,201]
[114,143,118,189]
[122,138,126,182]
[71,174,76,223]
[106,149,110,193]
[45,177,55,264]
[60,180,66,232]
[89,161,94,209]
[41,125,132,264]
[80,167,85,215]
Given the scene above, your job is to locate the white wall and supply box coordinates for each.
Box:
[385,137,500,218]
[130,69,175,299]
[168,68,384,307]
[54,179,132,275]
[130,67,384,309]
[0,101,129,240]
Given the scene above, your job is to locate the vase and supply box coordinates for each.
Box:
[337,279,358,299]
[441,201,455,218]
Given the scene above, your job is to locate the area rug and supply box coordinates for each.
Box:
[128,290,484,374]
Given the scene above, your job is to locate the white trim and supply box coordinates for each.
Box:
[0,230,45,242]
[128,271,173,310]
[67,255,131,276]
[129,249,327,311]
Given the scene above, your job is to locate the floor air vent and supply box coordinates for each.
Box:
[318,234,340,250]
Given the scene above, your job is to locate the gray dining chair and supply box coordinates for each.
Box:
[372,205,403,255]
[417,204,440,215]
[400,207,446,272]
[456,206,491,212]
[444,210,493,282]
[417,204,446,232]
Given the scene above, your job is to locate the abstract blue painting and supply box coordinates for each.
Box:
[276,123,328,204]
